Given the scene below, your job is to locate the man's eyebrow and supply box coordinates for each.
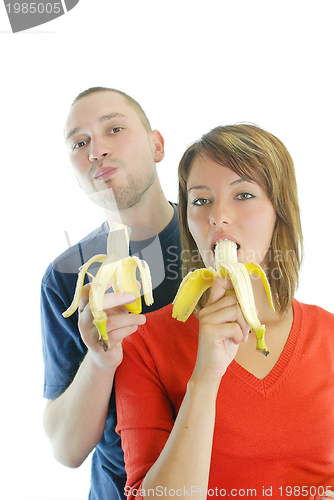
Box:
[98,112,126,123]
[66,113,127,142]
[66,127,80,142]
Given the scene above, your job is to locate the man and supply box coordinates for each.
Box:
[41,87,181,499]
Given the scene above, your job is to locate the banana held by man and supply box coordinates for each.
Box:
[172,240,274,356]
[62,223,154,351]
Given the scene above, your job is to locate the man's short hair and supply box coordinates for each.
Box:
[73,87,152,133]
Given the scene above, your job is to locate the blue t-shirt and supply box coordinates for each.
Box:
[41,204,181,500]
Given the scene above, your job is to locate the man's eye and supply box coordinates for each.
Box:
[73,140,87,150]
[236,192,254,201]
[192,198,210,206]
[109,127,123,134]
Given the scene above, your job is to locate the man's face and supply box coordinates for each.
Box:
[64,91,164,211]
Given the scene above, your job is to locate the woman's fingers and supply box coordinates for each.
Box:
[205,277,232,306]
[235,303,251,343]
[194,277,254,380]
[201,278,250,344]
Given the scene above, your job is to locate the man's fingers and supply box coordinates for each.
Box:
[78,283,91,313]
[106,310,146,333]
[106,315,146,349]
[79,288,138,316]
[103,291,138,311]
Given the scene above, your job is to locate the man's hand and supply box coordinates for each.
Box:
[78,283,146,370]
[43,283,146,467]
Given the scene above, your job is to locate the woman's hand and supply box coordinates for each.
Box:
[192,277,250,384]
[78,284,146,371]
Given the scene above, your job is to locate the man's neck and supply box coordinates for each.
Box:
[104,191,174,240]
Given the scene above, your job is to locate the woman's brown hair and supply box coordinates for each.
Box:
[178,123,303,313]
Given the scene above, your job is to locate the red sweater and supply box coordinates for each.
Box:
[116,300,334,499]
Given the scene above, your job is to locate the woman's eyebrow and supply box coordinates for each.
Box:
[187,178,250,194]
[187,185,209,194]
[230,178,250,186]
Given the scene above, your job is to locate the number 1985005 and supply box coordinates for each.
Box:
[6,3,61,14]
[278,485,333,497]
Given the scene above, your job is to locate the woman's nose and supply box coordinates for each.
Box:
[209,216,228,226]
[209,203,232,226]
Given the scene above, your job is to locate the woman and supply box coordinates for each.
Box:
[115,124,334,500]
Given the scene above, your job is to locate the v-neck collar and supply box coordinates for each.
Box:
[228,300,303,395]
[185,300,304,396]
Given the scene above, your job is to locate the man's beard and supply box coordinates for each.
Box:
[87,169,156,212]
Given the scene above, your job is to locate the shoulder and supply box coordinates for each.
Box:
[143,303,177,332]
[158,202,180,247]
[118,306,199,408]
[41,222,108,291]
[293,300,334,353]
[50,222,108,274]
[124,304,175,347]
[295,299,334,326]
[122,304,198,362]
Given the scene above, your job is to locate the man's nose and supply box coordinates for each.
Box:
[89,139,112,162]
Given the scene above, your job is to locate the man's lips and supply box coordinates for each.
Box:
[93,166,117,181]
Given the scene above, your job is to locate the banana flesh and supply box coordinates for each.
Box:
[62,222,154,351]
[172,240,274,356]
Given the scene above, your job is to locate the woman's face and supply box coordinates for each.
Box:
[186,155,277,271]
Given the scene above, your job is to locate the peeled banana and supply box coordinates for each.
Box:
[172,240,274,356]
[62,223,154,351]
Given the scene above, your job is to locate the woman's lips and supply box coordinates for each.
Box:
[210,234,240,251]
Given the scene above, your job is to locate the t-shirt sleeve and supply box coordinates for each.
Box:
[41,264,87,400]
[115,329,175,498]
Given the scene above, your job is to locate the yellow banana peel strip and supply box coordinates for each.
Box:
[62,222,154,351]
[172,240,274,356]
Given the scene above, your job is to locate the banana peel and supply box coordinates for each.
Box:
[62,222,153,351]
[172,240,274,356]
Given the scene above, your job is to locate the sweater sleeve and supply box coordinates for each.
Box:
[115,328,176,499]
[40,263,88,399]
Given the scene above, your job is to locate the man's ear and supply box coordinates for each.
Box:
[151,130,165,163]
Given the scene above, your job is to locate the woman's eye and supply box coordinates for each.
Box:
[109,127,122,134]
[192,198,210,206]
[236,192,254,201]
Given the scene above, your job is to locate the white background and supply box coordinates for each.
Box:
[0,1,333,499]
